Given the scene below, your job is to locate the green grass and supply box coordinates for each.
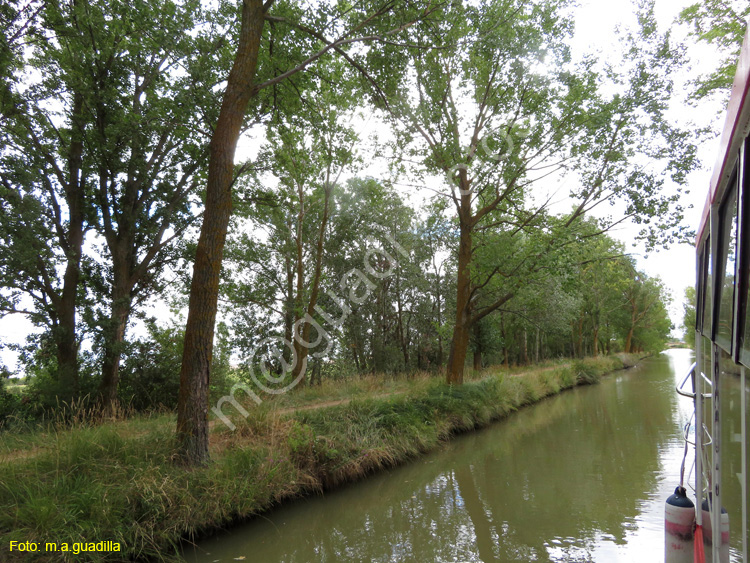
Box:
[0,355,631,562]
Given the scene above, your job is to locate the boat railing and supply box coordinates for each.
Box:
[676,361,713,399]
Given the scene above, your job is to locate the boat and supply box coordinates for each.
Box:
[670,21,750,563]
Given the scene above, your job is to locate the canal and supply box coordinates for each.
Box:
[184,349,744,562]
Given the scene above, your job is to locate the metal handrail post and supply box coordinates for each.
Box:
[742,366,748,562]
[695,332,704,533]
[712,342,722,562]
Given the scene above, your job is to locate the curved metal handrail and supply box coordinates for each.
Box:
[676,362,712,399]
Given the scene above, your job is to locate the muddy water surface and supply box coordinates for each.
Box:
[185,350,743,562]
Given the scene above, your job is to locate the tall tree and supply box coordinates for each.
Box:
[323,178,419,374]
[0,1,88,399]
[175,0,439,464]
[565,219,630,357]
[416,201,455,369]
[225,70,359,387]
[360,0,696,383]
[619,268,671,354]
[177,0,267,466]
[1,0,228,407]
[78,0,225,411]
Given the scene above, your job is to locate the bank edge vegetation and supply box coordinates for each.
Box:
[0,0,745,555]
[1,0,694,451]
[2,355,630,562]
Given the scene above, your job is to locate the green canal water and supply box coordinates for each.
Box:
[184,349,745,562]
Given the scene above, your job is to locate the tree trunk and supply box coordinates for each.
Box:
[472,321,482,371]
[352,342,361,371]
[541,331,546,361]
[176,0,266,466]
[575,314,584,358]
[283,248,294,364]
[606,324,612,355]
[396,269,410,369]
[310,359,321,386]
[55,285,80,402]
[592,325,599,357]
[446,181,472,384]
[291,181,306,383]
[55,90,86,399]
[435,274,443,366]
[98,236,135,412]
[98,290,131,411]
[370,327,376,374]
[501,313,509,368]
[291,182,331,385]
[625,326,634,354]
[472,348,482,371]
[569,323,574,357]
[446,282,471,383]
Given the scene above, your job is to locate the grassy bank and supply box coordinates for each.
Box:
[0,355,633,562]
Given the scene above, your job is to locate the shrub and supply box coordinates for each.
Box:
[572,360,600,385]
[118,322,183,412]
[0,373,21,429]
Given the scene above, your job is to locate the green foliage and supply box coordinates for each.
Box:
[286,420,315,464]
[115,319,234,412]
[118,322,184,412]
[336,0,694,383]
[14,331,100,419]
[620,271,673,354]
[0,0,685,411]
[572,360,601,385]
[682,286,697,350]
[678,0,750,100]
[1,0,231,404]
[0,369,21,428]
[0,354,625,561]
[467,215,673,364]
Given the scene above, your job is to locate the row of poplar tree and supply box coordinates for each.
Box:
[1,0,744,462]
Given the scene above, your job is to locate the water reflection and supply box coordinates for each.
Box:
[185,350,702,563]
[720,368,747,562]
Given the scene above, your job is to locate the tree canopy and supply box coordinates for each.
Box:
[679,0,750,100]
[0,0,686,464]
